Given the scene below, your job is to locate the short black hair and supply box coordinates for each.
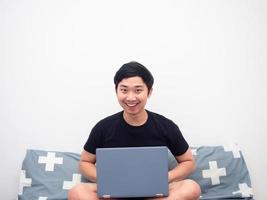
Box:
[114,61,154,92]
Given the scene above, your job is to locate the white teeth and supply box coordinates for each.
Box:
[126,103,137,107]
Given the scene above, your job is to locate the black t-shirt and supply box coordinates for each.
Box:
[84,110,189,157]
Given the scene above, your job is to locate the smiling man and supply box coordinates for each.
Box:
[117,76,151,126]
[68,61,201,200]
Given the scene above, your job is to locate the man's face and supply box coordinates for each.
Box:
[116,76,152,117]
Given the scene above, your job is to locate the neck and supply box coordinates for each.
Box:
[123,110,148,126]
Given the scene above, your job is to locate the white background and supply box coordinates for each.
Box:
[1,0,266,199]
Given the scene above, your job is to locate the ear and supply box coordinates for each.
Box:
[115,86,118,94]
[148,88,153,98]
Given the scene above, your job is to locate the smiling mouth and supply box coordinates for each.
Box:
[126,103,138,107]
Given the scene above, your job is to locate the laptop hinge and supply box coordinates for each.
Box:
[155,193,164,197]
[102,195,111,198]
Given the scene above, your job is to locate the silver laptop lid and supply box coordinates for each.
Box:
[96,146,169,198]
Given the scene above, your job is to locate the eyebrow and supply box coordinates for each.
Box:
[119,85,144,88]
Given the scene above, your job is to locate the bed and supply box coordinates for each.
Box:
[18,144,254,199]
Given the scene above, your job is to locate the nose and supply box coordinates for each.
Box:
[126,91,136,101]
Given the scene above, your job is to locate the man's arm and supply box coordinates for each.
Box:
[79,150,97,182]
[168,148,196,183]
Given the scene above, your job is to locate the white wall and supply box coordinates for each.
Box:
[1,0,266,199]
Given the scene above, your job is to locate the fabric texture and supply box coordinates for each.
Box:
[169,144,253,199]
[84,110,189,156]
[18,145,253,200]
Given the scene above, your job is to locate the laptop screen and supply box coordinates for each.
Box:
[96,146,169,198]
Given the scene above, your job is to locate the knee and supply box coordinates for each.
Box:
[184,179,201,200]
[68,184,84,200]
[68,186,79,200]
[68,183,97,200]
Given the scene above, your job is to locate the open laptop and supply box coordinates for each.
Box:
[96,146,169,198]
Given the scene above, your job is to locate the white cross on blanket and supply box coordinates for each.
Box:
[38,197,48,200]
[202,161,226,185]
[18,170,32,195]
[224,143,241,158]
[233,183,253,197]
[63,173,82,190]
[38,152,63,171]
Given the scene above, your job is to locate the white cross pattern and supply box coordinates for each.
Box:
[223,143,241,158]
[38,152,63,171]
[202,161,226,185]
[63,173,82,190]
[191,148,197,156]
[38,197,48,200]
[233,183,253,197]
[19,170,32,195]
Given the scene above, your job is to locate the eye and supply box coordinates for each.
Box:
[136,88,143,93]
[120,88,127,93]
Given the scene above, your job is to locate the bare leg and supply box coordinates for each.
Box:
[147,179,201,200]
[68,183,98,200]
[68,183,120,200]
[68,179,200,200]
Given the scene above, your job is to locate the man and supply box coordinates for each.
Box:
[68,61,201,200]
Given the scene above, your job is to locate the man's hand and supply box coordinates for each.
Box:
[79,150,97,182]
[168,148,196,183]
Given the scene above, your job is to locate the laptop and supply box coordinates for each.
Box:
[96,146,169,198]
